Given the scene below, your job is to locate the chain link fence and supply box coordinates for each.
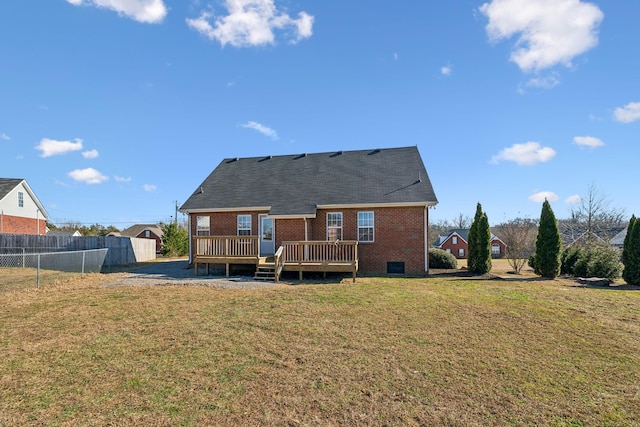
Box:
[0,248,109,291]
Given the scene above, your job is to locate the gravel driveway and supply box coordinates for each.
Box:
[106,259,282,289]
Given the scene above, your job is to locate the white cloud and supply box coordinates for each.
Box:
[525,72,560,89]
[1,133,9,140]
[242,121,278,140]
[114,175,132,183]
[441,65,453,76]
[479,0,603,72]
[186,0,314,47]
[143,184,157,192]
[573,135,604,148]
[68,168,109,184]
[614,102,640,123]
[529,191,559,203]
[490,141,556,165]
[66,0,167,24]
[82,149,100,159]
[35,138,83,157]
[565,194,581,204]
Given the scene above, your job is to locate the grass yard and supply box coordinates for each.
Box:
[1,263,639,426]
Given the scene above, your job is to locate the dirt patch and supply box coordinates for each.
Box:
[105,259,282,289]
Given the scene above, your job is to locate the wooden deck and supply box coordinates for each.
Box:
[193,236,358,282]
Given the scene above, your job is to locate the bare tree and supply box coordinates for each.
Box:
[494,218,537,274]
[562,183,626,245]
[429,218,451,247]
[452,213,472,229]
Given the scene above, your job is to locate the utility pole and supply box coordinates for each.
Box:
[174,201,179,225]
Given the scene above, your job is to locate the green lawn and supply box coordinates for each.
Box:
[1,271,639,426]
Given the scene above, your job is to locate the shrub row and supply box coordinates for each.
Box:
[530,244,622,280]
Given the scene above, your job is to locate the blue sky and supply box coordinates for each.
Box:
[1,0,638,228]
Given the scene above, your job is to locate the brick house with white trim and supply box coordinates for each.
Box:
[179,147,438,279]
[0,178,48,235]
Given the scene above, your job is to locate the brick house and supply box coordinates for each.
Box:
[179,147,438,280]
[109,224,164,253]
[0,178,48,235]
[434,228,506,259]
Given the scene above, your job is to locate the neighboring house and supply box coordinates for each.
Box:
[112,224,163,253]
[0,178,48,235]
[610,227,627,249]
[47,229,82,237]
[434,228,506,259]
[179,147,438,280]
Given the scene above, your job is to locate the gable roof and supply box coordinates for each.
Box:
[180,146,437,217]
[434,228,505,248]
[610,227,627,247]
[0,178,49,219]
[119,224,163,239]
[47,230,82,237]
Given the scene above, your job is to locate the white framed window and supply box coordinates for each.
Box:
[492,244,501,256]
[458,248,465,257]
[17,191,24,208]
[196,216,210,236]
[237,215,252,236]
[446,248,451,254]
[452,236,458,244]
[358,211,374,242]
[326,212,343,241]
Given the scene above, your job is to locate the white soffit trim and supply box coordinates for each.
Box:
[268,214,317,219]
[316,202,436,210]
[179,206,271,214]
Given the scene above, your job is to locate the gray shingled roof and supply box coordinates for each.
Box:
[119,224,163,238]
[0,178,23,200]
[180,146,438,216]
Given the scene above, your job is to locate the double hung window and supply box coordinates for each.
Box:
[326,213,343,241]
[237,215,252,236]
[357,212,374,242]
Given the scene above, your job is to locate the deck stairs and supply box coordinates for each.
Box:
[254,257,277,281]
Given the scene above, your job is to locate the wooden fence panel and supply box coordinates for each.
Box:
[0,234,156,266]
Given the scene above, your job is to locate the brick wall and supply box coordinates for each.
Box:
[190,211,268,236]
[189,206,429,276]
[0,214,47,235]
[312,207,427,275]
[438,235,468,259]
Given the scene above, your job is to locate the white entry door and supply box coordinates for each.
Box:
[259,214,275,256]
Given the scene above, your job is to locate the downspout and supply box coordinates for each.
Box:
[1,210,3,233]
[187,214,193,263]
[304,217,308,241]
[424,206,429,273]
[36,209,40,235]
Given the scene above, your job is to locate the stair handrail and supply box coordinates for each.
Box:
[274,244,285,283]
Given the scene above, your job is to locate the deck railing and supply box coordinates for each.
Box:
[281,240,358,264]
[194,236,259,258]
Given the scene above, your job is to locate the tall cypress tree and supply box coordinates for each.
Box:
[467,203,481,272]
[622,215,640,285]
[621,215,636,267]
[468,203,491,274]
[534,199,562,278]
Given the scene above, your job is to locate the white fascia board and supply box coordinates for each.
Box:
[179,206,271,214]
[316,201,436,210]
[268,213,317,219]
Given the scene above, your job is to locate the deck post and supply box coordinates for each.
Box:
[195,262,199,276]
[225,263,229,277]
